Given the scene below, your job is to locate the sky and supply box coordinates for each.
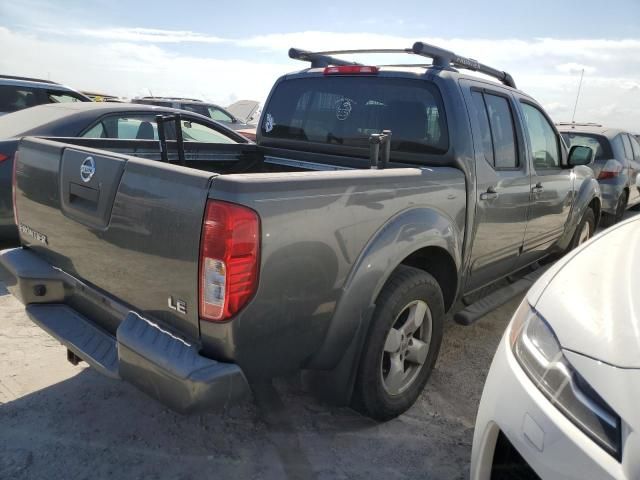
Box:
[1,0,639,130]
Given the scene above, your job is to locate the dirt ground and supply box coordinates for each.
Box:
[0,213,635,480]
[0,263,517,480]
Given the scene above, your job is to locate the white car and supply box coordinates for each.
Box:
[471,215,640,479]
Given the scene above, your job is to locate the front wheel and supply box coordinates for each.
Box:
[568,207,595,250]
[352,265,444,421]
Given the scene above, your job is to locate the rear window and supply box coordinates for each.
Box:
[560,132,612,161]
[0,85,39,113]
[261,76,448,155]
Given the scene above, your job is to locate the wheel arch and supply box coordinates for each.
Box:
[301,207,463,405]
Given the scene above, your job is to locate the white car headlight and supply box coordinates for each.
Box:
[510,300,622,460]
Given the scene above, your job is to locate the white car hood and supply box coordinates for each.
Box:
[530,216,640,368]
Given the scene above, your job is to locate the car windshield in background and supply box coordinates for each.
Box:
[261,77,448,154]
[561,132,612,161]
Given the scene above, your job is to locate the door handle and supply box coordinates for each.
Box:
[532,182,544,195]
[480,187,499,201]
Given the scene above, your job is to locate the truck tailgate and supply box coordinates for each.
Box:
[13,137,214,340]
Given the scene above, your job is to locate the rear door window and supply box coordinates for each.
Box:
[628,134,640,161]
[0,85,39,112]
[261,76,448,155]
[470,91,518,169]
[470,91,494,166]
[621,134,634,162]
[484,94,518,169]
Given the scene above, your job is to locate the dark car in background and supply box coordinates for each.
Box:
[0,75,90,115]
[0,102,249,241]
[559,123,640,225]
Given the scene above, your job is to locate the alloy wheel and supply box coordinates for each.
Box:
[380,300,433,396]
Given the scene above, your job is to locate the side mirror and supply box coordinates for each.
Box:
[568,145,593,166]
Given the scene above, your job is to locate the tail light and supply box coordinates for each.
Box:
[598,159,622,180]
[0,153,8,162]
[199,200,260,322]
[11,152,18,224]
[323,65,379,75]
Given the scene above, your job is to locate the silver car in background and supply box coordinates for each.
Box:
[559,123,640,226]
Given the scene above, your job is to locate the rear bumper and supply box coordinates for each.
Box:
[0,247,250,413]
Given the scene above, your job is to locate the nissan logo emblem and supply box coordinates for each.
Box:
[80,156,96,183]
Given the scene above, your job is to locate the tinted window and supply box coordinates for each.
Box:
[521,103,560,169]
[560,133,612,161]
[628,134,640,161]
[470,91,494,166]
[0,85,39,112]
[262,77,448,155]
[47,91,85,103]
[484,94,518,168]
[208,107,233,123]
[181,119,235,143]
[621,134,633,161]
[181,104,210,117]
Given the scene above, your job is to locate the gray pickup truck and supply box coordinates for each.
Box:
[1,43,601,420]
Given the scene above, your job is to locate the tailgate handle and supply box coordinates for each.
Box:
[69,182,99,207]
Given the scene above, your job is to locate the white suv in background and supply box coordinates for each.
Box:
[0,75,90,114]
[472,214,640,479]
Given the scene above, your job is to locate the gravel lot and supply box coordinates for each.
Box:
[0,213,635,480]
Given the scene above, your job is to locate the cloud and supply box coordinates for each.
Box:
[0,25,639,130]
[0,27,291,105]
[66,27,228,44]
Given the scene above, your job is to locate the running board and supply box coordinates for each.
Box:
[454,265,551,326]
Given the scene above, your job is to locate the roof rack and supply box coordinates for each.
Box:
[0,74,60,85]
[289,42,517,89]
[141,96,203,102]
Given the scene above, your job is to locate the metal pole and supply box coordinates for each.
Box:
[571,69,585,123]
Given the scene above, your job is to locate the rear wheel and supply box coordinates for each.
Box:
[352,265,444,421]
[601,191,628,227]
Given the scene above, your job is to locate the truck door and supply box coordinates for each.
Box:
[517,100,573,257]
[463,83,531,292]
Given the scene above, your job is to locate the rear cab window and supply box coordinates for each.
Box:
[260,76,448,158]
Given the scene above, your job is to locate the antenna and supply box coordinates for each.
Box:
[571,69,585,123]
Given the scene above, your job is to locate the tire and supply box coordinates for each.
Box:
[601,191,628,228]
[352,265,444,421]
[568,208,595,251]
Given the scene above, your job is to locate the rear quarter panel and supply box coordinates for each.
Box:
[200,167,466,377]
